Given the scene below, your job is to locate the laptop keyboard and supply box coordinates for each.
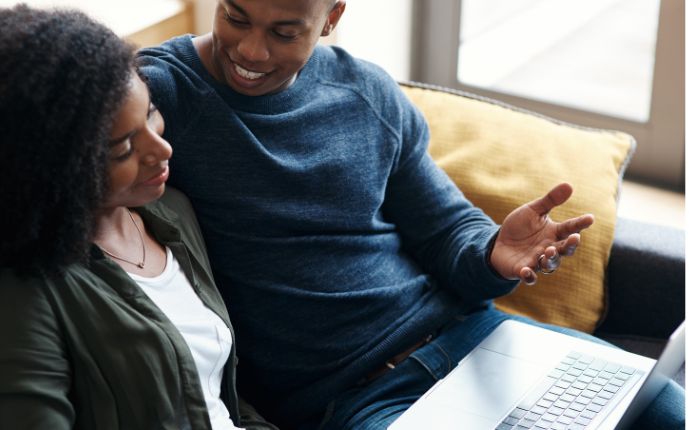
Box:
[495,351,642,430]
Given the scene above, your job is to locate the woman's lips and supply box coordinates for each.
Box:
[141,166,169,187]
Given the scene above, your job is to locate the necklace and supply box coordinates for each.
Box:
[98,209,146,269]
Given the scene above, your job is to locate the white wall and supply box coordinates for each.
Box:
[193,0,216,35]
[332,0,413,81]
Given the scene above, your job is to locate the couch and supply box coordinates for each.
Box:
[399,81,685,387]
[598,217,685,386]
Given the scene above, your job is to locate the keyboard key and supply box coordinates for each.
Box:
[495,423,512,430]
[543,412,558,422]
[532,406,548,415]
[502,416,520,426]
[574,395,590,405]
[525,412,541,422]
[583,369,599,378]
[593,377,609,386]
[582,389,598,399]
[572,381,588,390]
[575,416,592,426]
[577,375,594,384]
[551,422,568,430]
[604,363,621,373]
[567,351,582,360]
[610,378,625,387]
[590,359,607,371]
[509,407,529,419]
[560,393,576,403]
[568,402,586,412]
[548,406,565,416]
[567,368,582,377]
[535,419,551,429]
[558,415,573,425]
[603,384,620,393]
[538,398,554,408]
[621,366,636,375]
[614,371,631,381]
[556,380,571,389]
[563,409,579,418]
[578,355,594,364]
[592,396,608,406]
[598,370,615,379]
[554,400,570,409]
[557,363,570,371]
[567,424,586,430]
[581,410,596,419]
[598,390,614,400]
[586,403,603,413]
[566,387,581,396]
[586,384,603,393]
[573,362,588,371]
[549,387,565,397]
[562,374,577,383]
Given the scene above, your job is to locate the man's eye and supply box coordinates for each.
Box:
[273,31,298,41]
[224,12,248,26]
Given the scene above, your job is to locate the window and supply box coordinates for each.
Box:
[413,0,684,189]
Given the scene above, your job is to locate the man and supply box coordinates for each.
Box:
[138,1,684,429]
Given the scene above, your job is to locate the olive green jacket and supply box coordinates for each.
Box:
[0,188,277,430]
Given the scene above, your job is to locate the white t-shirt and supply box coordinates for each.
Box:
[128,247,244,430]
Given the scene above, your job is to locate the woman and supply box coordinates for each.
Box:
[0,5,276,430]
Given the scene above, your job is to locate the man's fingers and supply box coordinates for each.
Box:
[520,267,537,285]
[527,183,573,216]
[540,247,561,271]
[556,214,594,239]
[554,233,580,256]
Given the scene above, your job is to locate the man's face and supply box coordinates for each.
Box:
[210,0,343,96]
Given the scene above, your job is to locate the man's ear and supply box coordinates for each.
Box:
[321,1,346,36]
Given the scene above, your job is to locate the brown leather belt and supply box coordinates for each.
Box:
[363,334,434,383]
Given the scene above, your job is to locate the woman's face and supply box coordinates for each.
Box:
[209,0,344,96]
[103,72,172,209]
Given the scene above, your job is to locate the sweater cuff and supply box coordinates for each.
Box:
[480,227,519,292]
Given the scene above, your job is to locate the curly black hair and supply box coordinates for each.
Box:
[0,5,136,273]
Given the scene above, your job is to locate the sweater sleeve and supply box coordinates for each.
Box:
[237,397,280,430]
[0,272,74,429]
[381,84,518,305]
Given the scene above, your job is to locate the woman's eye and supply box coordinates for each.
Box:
[112,142,134,162]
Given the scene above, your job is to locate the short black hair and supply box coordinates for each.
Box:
[0,5,136,273]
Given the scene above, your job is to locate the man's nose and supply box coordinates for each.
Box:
[237,29,270,63]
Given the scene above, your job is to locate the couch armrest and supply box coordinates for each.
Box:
[596,217,685,339]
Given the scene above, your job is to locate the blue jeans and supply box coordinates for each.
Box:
[300,308,685,430]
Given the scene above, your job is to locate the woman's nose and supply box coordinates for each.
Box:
[140,128,172,166]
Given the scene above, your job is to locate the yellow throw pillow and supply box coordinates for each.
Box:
[400,83,635,333]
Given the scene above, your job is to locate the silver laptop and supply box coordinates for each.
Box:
[389,320,685,430]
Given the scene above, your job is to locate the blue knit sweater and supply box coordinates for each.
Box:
[138,36,517,426]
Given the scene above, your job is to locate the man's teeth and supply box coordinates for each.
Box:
[234,64,266,80]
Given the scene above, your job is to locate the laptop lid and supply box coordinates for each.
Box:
[610,321,685,429]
